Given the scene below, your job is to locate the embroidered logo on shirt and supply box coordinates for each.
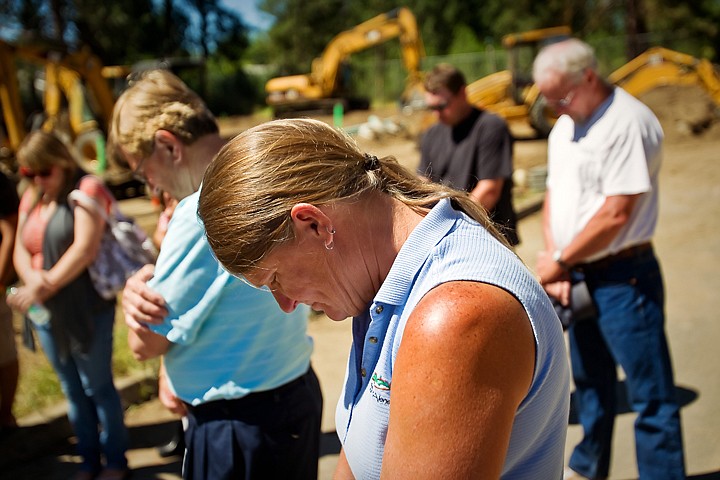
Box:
[370,372,391,405]
[371,372,391,391]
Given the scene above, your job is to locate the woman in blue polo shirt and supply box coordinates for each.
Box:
[198,118,570,480]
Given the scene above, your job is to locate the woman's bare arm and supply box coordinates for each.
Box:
[381,281,535,478]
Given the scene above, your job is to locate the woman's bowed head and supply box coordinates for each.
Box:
[198,118,507,321]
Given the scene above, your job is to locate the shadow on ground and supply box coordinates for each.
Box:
[570,383,697,425]
[0,382,702,479]
[0,418,181,480]
[688,472,720,480]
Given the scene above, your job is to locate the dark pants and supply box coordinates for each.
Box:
[568,247,686,479]
[182,367,323,480]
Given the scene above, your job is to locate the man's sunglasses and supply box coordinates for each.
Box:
[20,166,52,179]
[427,101,449,112]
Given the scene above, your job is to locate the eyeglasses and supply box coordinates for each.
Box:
[548,88,577,108]
[427,101,449,112]
[131,154,148,182]
[20,166,52,179]
[131,141,157,182]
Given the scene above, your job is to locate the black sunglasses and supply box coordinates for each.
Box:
[20,166,52,179]
[427,101,449,112]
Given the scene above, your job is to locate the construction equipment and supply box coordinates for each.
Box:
[465,26,572,137]
[465,27,720,138]
[1,40,205,197]
[0,39,120,179]
[265,7,425,116]
[608,47,720,109]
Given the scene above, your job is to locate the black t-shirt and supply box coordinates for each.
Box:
[419,108,519,245]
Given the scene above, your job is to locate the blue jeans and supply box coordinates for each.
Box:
[34,306,129,472]
[567,247,685,479]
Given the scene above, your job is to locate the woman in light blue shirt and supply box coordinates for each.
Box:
[198,118,570,479]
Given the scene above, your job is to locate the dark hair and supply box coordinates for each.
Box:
[423,63,466,95]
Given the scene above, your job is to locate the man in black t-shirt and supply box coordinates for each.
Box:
[419,63,519,246]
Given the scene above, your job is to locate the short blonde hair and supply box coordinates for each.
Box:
[198,118,508,278]
[108,69,218,161]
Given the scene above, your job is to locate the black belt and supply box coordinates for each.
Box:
[575,242,653,272]
[184,372,308,418]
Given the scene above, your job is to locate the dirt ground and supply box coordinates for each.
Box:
[216,84,720,186]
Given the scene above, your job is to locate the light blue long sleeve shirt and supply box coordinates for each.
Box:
[148,191,313,405]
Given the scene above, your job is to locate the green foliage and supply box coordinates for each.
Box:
[182,0,250,59]
[204,58,263,116]
[69,0,190,64]
[259,0,356,74]
[2,0,719,114]
[447,24,486,55]
[244,32,274,65]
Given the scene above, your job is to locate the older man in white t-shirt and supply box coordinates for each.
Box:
[532,38,686,480]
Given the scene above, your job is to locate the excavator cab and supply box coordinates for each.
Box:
[502,26,572,105]
[465,26,572,137]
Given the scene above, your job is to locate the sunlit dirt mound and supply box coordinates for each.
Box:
[639,85,720,143]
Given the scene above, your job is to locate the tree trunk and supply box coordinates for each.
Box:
[626,0,649,59]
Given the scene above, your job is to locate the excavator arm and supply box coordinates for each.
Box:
[608,47,720,109]
[265,7,425,114]
[0,41,26,154]
[312,7,424,94]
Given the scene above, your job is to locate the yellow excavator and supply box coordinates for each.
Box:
[1,40,205,197]
[465,27,720,137]
[465,26,571,137]
[265,7,425,116]
[0,39,120,178]
[608,46,720,111]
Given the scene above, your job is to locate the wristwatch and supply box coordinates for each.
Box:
[553,249,571,271]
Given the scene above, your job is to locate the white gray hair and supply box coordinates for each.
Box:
[533,38,597,85]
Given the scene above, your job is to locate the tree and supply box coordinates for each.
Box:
[71,0,191,64]
[182,0,250,59]
[259,0,356,74]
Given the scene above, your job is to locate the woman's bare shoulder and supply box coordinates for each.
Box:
[409,280,530,342]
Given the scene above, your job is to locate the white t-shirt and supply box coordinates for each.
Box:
[546,87,663,262]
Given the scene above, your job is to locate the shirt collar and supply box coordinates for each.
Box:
[573,87,616,141]
[373,198,460,307]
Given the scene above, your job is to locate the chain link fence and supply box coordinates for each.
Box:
[341,32,714,106]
